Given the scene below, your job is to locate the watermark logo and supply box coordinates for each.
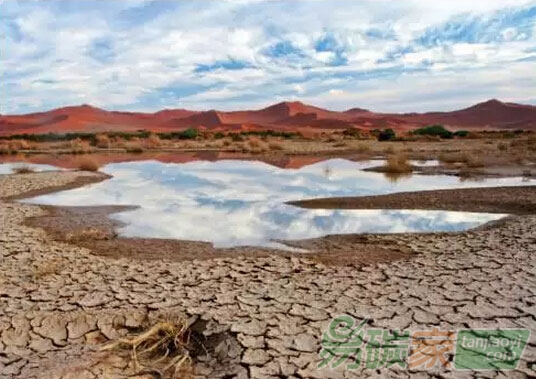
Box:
[319,315,530,371]
[454,329,531,370]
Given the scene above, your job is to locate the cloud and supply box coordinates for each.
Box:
[1,0,535,114]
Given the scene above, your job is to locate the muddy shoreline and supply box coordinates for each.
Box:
[288,185,536,214]
[13,169,534,267]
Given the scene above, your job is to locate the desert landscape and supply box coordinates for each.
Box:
[2,1,536,378]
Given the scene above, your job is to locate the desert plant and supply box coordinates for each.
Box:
[454,130,469,138]
[413,125,453,139]
[0,143,9,155]
[70,138,92,154]
[101,316,192,377]
[12,164,35,174]
[383,154,412,173]
[95,134,111,148]
[378,128,396,142]
[144,133,162,149]
[77,157,99,171]
[125,141,144,153]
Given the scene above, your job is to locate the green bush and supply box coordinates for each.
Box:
[413,125,453,139]
[454,130,469,138]
[378,128,396,142]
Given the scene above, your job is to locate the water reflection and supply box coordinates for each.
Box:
[23,159,529,248]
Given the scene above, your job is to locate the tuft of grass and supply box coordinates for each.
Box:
[12,164,35,174]
[101,317,192,377]
[144,133,162,149]
[70,138,93,154]
[463,153,484,168]
[95,134,111,148]
[384,154,413,174]
[77,157,99,171]
[497,142,508,152]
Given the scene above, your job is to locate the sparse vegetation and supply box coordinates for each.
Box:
[77,157,99,171]
[95,134,111,148]
[70,138,93,154]
[378,128,396,142]
[12,164,35,174]
[268,141,284,150]
[384,154,413,173]
[101,316,192,377]
[413,125,453,139]
[125,141,144,153]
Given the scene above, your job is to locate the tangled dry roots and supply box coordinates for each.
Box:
[101,318,193,378]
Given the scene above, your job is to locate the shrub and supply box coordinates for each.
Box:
[70,138,92,154]
[12,164,35,174]
[0,143,9,155]
[95,134,111,148]
[77,157,99,171]
[214,132,226,139]
[454,130,469,138]
[125,142,144,153]
[230,133,244,142]
[378,128,396,141]
[144,133,161,149]
[384,154,412,173]
[413,125,453,139]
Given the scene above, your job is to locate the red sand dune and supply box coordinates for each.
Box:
[1,99,535,135]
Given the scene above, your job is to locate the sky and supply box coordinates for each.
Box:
[1,0,536,114]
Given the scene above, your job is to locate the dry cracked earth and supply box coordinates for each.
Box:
[0,171,535,379]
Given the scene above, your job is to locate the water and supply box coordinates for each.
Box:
[21,159,532,248]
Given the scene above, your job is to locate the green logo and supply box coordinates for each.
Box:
[454,329,531,370]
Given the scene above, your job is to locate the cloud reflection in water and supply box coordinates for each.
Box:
[24,159,523,248]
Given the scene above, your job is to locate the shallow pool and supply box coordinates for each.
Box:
[23,159,531,248]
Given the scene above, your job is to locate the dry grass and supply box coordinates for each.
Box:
[125,141,144,153]
[101,316,192,378]
[144,134,162,149]
[356,143,371,153]
[463,153,485,168]
[0,143,10,154]
[384,154,413,173]
[32,258,61,280]
[383,145,395,155]
[95,134,111,148]
[12,164,35,174]
[268,141,284,150]
[497,142,508,152]
[77,157,100,171]
[438,152,465,164]
[70,138,93,154]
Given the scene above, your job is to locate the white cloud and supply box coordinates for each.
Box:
[1,0,535,114]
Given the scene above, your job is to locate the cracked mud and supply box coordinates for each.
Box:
[0,171,535,378]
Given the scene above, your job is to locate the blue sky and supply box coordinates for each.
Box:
[1,0,535,114]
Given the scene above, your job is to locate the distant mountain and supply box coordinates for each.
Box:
[1,99,535,135]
